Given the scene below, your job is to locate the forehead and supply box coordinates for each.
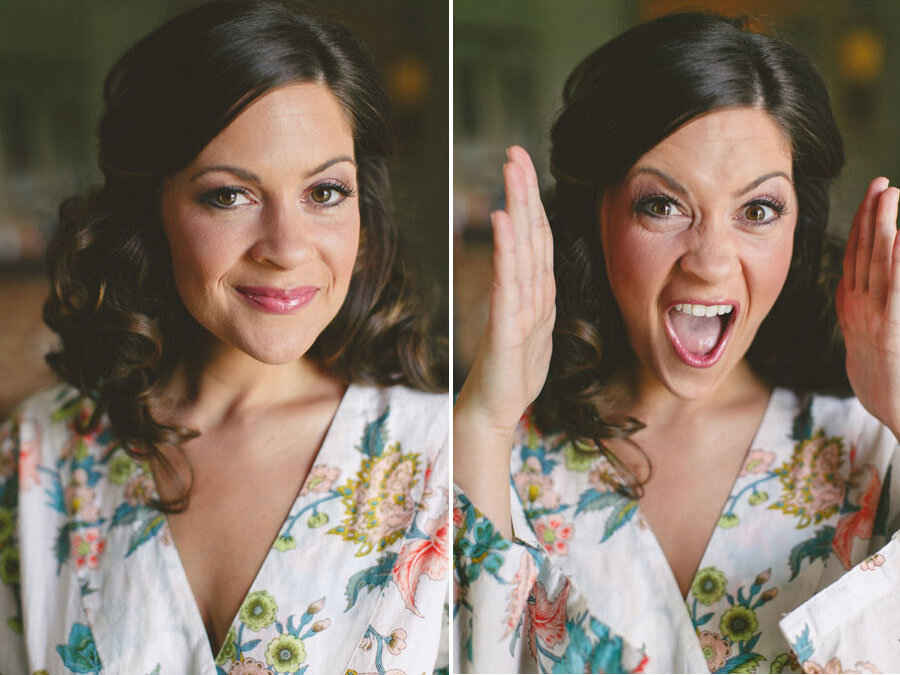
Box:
[196,81,355,167]
[632,107,793,184]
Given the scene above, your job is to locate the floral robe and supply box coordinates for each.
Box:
[453,388,900,673]
[0,383,449,675]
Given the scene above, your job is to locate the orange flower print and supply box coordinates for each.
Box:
[391,509,448,616]
[525,580,569,660]
[70,528,106,570]
[832,464,882,569]
[534,515,574,556]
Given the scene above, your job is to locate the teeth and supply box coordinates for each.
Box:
[672,303,733,317]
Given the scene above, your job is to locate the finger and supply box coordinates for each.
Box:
[869,187,900,302]
[490,210,520,322]
[856,177,891,292]
[508,146,546,312]
[503,160,535,295]
[542,220,556,317]
[883,193,900,323]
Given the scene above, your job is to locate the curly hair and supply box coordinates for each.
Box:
[43,0,445,511]
[534,12,847,496]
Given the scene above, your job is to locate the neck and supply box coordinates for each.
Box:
[159,336,338,430]
[626,359,769,430]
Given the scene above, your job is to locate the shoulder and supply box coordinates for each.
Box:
[781,388,897,466]
[344,383,448,457]
[3,383,93,458]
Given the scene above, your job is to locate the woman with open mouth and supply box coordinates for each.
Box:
[455,11,900,674]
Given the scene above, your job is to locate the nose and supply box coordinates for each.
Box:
[678,217,740,284]
[248,201,314,270]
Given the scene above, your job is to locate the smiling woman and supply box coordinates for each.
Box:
[0,2,448,674]
[454,11,900,674]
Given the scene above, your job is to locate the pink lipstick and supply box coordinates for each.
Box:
[235,286,318,314]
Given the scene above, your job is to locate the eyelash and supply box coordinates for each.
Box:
[632,192,788,225]
[199,180,358,210]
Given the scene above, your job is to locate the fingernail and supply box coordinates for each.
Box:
[876,177,890,190]
[505,147,513,161]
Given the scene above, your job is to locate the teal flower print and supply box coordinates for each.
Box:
[457,518,510,582]
[239,590,278,631]
[56,622,101,673]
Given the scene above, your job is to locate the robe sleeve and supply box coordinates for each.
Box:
[778,414,900,673]
[453,484,648,674]
[0,413,30,675]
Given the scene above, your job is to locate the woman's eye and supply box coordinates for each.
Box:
[201,187,252,209]
[636,196,679,218]
[741,200,783,225]
[307,182,353,207]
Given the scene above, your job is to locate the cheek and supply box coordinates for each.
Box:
[164,209,242,295]
[603,222,672,325]
[747,224,796,319]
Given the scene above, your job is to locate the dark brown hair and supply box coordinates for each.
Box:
[535,12,848,494]
[43,0,445,511]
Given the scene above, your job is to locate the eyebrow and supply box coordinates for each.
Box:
[189,155,356,183]
[630,167,793,199]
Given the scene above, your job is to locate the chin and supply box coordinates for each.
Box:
[226,329,320,365]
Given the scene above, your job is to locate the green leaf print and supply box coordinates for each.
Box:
[790,396,813,442]
[728,653,764,673]
[344,552,397,610]
[601,500,637,542]
[125,512,166,556]
[787,526,835,580]
[575,488,625,516]
[56,622,102,673]
[358,408,389,458]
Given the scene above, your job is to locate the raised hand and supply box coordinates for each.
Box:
[837,177,900,438]
[454,146,556,533]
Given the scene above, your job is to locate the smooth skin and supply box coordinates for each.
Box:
[455,108,900,596]
[153,81,359,654]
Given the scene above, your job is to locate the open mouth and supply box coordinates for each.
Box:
[664,301,738,368]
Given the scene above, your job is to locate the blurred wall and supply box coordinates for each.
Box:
[454,0,900,387]
[0,0,448,417]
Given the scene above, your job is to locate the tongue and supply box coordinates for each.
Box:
[669,310,723,355]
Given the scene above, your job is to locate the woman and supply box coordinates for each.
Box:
[454,12,900,674]
[0,1,448,673]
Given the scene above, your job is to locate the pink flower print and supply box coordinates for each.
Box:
[5,416,42,490]
[588,465,617,490]
[70,528,106,569]
[124,473,156,507]
[533,515,574,556]
[739,449,775,477]
[501,550,537,639]
[772,433,847,527]
[65,471,99,523]
[228,659,268,675]
[699,631,730,672]
[802,658,880,673]
[525,580,569,659]
[453,505,464,530]
[859,553,885,571]
[386,628,407,655]
[391,510,448,616]
[514,457,560,509]
[300,465,340,495]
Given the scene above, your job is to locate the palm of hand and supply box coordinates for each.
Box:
[838,179,900,434]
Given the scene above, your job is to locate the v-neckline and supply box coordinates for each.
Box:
[627,387,782,668]
[151,382,360,663]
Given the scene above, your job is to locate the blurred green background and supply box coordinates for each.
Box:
[454,0,900,388]
[0,0,448,416]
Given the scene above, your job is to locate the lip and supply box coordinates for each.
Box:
[662,298,741,368]
[235,285,318,314]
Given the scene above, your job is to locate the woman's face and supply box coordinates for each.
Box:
[600,107,797,399]
[160,82,359,365]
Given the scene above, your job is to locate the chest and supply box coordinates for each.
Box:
[159,417,331,653]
